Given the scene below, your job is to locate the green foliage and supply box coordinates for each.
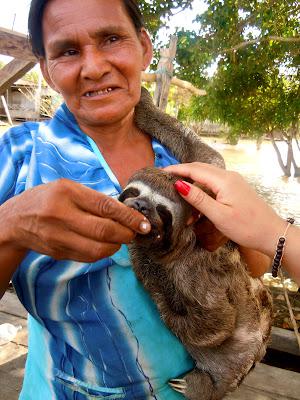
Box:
[140,0,193,38]
[24,70,40,84]
[176,0,299,142]
[175,30,212,87]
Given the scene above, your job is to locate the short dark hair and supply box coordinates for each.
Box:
[28,0,145,58]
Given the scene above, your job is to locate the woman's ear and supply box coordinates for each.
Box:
[39,58,60,93]
[139,28,153,71]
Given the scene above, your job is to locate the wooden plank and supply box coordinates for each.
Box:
[0,341,28,365]
[0,353,26,400]
[1,95,13,125]
[270,326,300,356]
[0,27,35,61]
[0,291,27,319]
[226,363,300,400]
[0,59,36,95]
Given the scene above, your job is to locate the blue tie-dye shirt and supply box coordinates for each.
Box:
[0,103,194,400]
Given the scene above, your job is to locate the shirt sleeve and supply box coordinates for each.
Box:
[0,124,33,205]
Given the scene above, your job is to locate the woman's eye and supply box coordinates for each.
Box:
[63,49,78,57]
[106,35,119,44]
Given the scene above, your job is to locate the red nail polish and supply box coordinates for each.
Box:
[174,180,191,196]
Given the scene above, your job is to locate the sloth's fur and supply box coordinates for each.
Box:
[135,88,225,168]
[119,167,273,400]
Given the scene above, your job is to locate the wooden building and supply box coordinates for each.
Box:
[0,78,56,120]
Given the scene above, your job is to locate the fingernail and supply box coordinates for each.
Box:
[174,180,191,196]
[139,220,151,233]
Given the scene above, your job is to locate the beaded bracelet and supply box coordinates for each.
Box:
[271,217,295,278]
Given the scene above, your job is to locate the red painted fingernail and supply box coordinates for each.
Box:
[174,180,191,196]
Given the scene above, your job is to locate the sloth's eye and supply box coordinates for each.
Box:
[156,205,173,228]
[119,187,140,202]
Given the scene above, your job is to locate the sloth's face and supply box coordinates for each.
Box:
[119,167,192,251]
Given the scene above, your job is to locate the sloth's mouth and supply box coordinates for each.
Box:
[135,218,164,244]
[121,197,165,242]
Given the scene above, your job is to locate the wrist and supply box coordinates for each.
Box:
[256,215,288,258]
[0,201,27,253]
[270,218,295,278]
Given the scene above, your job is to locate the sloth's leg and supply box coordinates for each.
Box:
[169,368,234,400]
[169,369,214,400]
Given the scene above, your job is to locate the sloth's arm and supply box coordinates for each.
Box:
[166,299,237,348]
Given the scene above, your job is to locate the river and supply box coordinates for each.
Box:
[203,138,300,226]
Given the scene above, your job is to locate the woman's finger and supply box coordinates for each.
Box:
[60,210,137,244]
[174,180,229,222]
[165,162,228,195]
[70,182,151,234]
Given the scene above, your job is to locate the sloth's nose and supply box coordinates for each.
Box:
[131,198,151,216]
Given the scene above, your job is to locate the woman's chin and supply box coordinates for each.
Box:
[75,94,139,127]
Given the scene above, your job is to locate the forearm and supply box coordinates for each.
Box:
[0,201,27,298]
[0,243,26,299]
[239,246,270,278]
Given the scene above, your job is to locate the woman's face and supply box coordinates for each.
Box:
[40,0,152,129]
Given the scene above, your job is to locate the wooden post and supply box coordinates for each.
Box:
[34,69,43,119]
[154,35,178,111]
[1,95,13,126]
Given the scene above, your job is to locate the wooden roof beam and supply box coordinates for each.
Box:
[0,59,36,94]
[0,27,36,62]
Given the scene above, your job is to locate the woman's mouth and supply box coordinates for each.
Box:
[84,87,115,97]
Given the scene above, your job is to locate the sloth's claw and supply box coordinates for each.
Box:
[169,378,187,394]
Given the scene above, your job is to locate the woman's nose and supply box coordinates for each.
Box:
[80,47,111,80]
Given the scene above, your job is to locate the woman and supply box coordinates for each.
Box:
[0,0,197,398]
[166,162,300,286]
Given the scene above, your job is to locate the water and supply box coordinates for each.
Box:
[203,138,300,225]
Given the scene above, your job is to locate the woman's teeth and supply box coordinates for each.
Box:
[85,88,113,97]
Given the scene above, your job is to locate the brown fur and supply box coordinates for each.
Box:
[135,88,225,168]
[120,167,273,400]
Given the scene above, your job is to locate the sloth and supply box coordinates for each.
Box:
[119,167,273,400]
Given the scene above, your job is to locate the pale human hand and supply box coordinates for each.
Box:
[1,179,151,262]
[165,162,286,257]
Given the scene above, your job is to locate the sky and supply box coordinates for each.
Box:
[0,0,31,33]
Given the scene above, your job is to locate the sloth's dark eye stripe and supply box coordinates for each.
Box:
[156,205,173,227]
[156,205,173,251]
[118,187,140,203]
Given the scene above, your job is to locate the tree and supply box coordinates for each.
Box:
[140,1,193,38]
[176,0,300,177]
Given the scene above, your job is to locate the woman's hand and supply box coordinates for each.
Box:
[165,162,286,256]
[1,178,151,263]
